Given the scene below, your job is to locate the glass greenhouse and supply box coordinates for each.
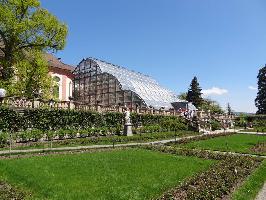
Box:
[73,58,182,110]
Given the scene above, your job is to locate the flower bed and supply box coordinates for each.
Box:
[142,145,263,200]
[250,141,266,154]
[0,131,199,150]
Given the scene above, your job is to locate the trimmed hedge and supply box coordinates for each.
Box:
[0,106,188,132]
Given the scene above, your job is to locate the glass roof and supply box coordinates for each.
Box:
[86,58,183,109]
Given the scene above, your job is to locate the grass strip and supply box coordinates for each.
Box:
[173,134,266,155]
[231,159,266,200]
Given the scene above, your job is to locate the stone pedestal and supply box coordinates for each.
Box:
[124,123,133,136]
[33,100,40,109]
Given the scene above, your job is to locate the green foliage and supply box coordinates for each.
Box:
[0,149,213,200]
[0,132,8,147]
[11,51,52,99]
[210,119,222,131]
[164,156,260,200]
[0,106,189,132]
[201,98,224,114]
[186,76,203,108]
[177,92,187,100]
[231,160,266,200]
[227,103,233,115]
[144,145,262,200]
[0,106,22,132]
[235,113,248,127]
[255,65,266,114]
[0,0,68,88]
[174,133,266,155]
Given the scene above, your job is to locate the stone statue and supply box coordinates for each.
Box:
[124,108,133,136]
[0,88,6,98]
[125,109,131,124]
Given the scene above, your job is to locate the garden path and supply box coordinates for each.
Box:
[0,133,225,156]
[255,183,266,200]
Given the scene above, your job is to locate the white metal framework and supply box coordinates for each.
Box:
[73,58,182,109]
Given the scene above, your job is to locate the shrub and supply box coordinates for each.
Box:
[0,107,189,133]
[210,119,222,131]
[31,129,43,142]
[0,132,8,147]
[57,129,66,140]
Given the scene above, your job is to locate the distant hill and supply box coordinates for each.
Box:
[233,112,255,116]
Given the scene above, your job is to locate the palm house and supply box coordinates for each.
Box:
[73,58,183,110]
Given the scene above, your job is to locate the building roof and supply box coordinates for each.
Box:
[81,58,183,109]
[45,53,74,72]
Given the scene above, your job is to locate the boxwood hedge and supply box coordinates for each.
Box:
[0,106,188,132]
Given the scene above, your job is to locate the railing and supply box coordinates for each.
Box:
[1,97,182,116]
[1,97,235,120]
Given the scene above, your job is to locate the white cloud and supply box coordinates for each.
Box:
[248,86,257,91]
[202,87,228,96]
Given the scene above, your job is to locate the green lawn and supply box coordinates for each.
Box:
[179,134,266,155]
[0,149,214,200]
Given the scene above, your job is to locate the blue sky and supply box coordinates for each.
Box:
[41,0,266,113]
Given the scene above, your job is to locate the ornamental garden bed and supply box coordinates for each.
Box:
[169,133,266,156]
[0,145,264,200]
[0,131,198,152]
[142,146,264,200]
[0,148,214,200]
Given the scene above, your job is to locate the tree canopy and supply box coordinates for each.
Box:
[12,50,52,99]
[0,0,68,81]
[255,65,266,114]
[201,98,224,114]
[186,76,203,108]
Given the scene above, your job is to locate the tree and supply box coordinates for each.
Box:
[255,66,266,114]
[12,50,52,99]
[0,0,68,81]
[226,103,233,115]
[178,92,187,101]
[186,76,203,108]
[201,98,224,114]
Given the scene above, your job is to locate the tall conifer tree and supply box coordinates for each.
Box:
[186,76,203,108]
[255,65,266,114]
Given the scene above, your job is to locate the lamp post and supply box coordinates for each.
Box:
[0,88,6,105]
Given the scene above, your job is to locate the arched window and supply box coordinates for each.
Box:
[53,76,60,99]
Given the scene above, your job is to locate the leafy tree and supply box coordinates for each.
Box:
[178,92,187,101]
[255,66,266,114]
[201,98,224,114]
[186,76,203,108]
[12,50,52,99]
[0,0,68,82]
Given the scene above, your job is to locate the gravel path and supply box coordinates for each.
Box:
[255,183,266,200]
[0,136,190,156]
[238,131,266,135]
[0,132,232,156]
